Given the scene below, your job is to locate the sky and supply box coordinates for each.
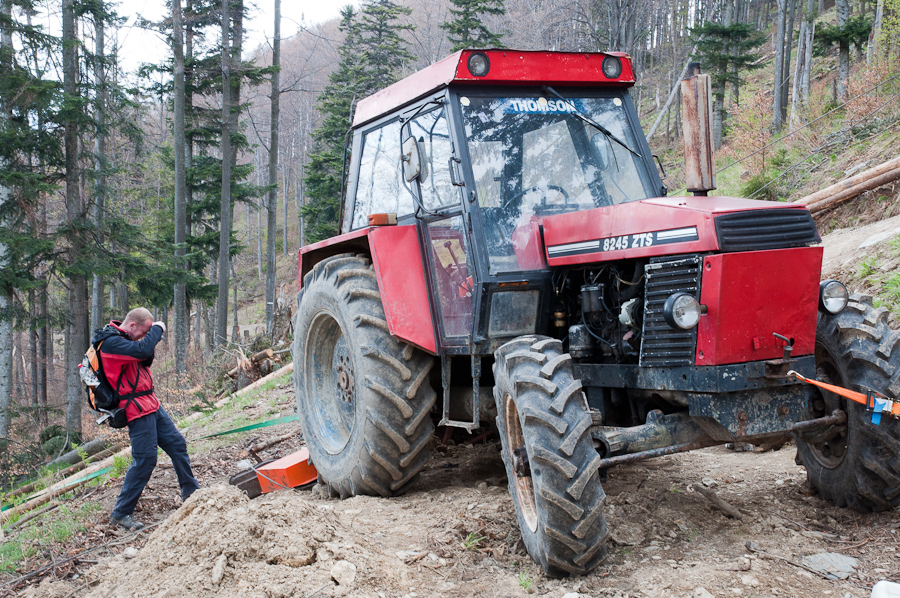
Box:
[113,0,354,75]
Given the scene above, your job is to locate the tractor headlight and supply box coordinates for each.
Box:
[601,56,622,79]
[663,292,702,330]
[819,280,849,314]
[467,52,491,77]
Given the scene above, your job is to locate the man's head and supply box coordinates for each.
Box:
[122,308,154,340]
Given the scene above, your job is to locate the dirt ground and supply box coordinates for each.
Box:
[7,218,900,598]
[13,434,900,598]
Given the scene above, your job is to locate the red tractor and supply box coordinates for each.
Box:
[292,49,900,576]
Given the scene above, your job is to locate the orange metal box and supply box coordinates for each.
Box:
[256,448,318,493]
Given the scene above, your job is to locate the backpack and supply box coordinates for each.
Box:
[79,341,128,428]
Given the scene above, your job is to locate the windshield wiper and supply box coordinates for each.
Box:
[541,86,642,159]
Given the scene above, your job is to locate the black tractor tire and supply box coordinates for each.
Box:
[796,294,900,512]
[493,336,609,577]
[291,253,436,498]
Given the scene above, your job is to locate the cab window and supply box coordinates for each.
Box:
[352,119,414,229]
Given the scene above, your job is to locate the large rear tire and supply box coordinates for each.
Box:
[493,336,608,577]
[291,254,436,498]
[796,294,900,511]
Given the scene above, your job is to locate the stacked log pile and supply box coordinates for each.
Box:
[794,156,900,213]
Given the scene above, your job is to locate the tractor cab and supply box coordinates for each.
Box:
[340,50,662,355]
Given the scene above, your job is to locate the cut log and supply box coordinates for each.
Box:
[251,348,274,363]
[805,167,900,214]
[6,443,122,501]
[45,437,112,469]
[794,156,900,206]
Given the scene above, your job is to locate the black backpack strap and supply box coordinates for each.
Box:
[108,348,154,415]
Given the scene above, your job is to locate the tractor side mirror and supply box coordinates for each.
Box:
[401,135,422,182]
[590,133,611,171]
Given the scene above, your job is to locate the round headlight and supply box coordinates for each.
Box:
[601,56,622,79]
[819,280,849,314]
[663,292,702,330]
[467,52,490,77]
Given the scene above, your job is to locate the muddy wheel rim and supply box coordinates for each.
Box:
[306,311,356,454]
[809,342,849,468]
[504,392,538,533]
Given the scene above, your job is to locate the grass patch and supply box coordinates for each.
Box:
[0,502,103,574]
[858,257,878,278]
[111,453,131,478]
[463,532,485,550]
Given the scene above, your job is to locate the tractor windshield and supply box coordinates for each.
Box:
[459,94,654,273]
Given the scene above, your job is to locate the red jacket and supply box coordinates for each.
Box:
[92,321,162,422]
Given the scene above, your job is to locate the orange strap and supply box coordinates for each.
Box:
[788,370,900,417]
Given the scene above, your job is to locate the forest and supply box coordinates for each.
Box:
[0,0,898,484]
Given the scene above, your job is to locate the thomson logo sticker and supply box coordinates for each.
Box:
[501,98,584,114]
[548,226,699,258]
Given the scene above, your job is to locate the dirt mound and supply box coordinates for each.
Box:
[57,485,340,598]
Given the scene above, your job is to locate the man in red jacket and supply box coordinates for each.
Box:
[95,307,200,531]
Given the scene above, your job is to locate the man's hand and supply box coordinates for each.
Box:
[154,321,167,334]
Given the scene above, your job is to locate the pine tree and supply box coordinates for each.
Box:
[302,1,414,244]
[441,0,505,52]
[690,21,765,149]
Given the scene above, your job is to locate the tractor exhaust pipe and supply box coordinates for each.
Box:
[680,63,716,196]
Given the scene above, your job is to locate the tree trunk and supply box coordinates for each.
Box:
[835,0,850,100]
[29,292,38,424]
[790,0,816,126]
[173,0,188,376]
[781,0,797,123]
[90,16,106,334]
[773,0,788,130]
[216,0,233,348]
[713,85,725,150]
[868,0,884,63]
[63,0,86,439]
[0,0,12,445]
[37,281,47,426]
[266,0,280,338]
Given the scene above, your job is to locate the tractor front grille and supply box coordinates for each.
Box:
[639,255,702,367]
[715,209,820,252]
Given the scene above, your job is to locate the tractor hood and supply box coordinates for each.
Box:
[540,196,821,267]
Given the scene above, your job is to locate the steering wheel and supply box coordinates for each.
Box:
[500,184,571,212]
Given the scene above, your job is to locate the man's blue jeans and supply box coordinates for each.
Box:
[111,406,200,519]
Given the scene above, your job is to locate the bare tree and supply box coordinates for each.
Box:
[173,0,188,373]
[772,0,788,130]
[265,0,281,337]
[63,0,88,438]
[0,0,11,445]
[790,0,817,125]
[216,0,233,347]
[90,11,107,333]
[835,0,850,100]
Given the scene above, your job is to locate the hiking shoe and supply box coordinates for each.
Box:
[110,514,144,531]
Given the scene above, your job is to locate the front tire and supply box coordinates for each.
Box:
[494,336,609,576]
[292,254,436,498]
[796,294,900,511]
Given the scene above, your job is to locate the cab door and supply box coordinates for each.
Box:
[404,101,478,352]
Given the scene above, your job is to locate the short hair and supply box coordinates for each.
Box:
[122,307,153,327]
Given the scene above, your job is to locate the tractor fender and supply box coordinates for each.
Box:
[299,226,437,354]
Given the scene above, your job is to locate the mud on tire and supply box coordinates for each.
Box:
[796,294,900,511]
[291,253,436,498]
[493,336,608,576]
